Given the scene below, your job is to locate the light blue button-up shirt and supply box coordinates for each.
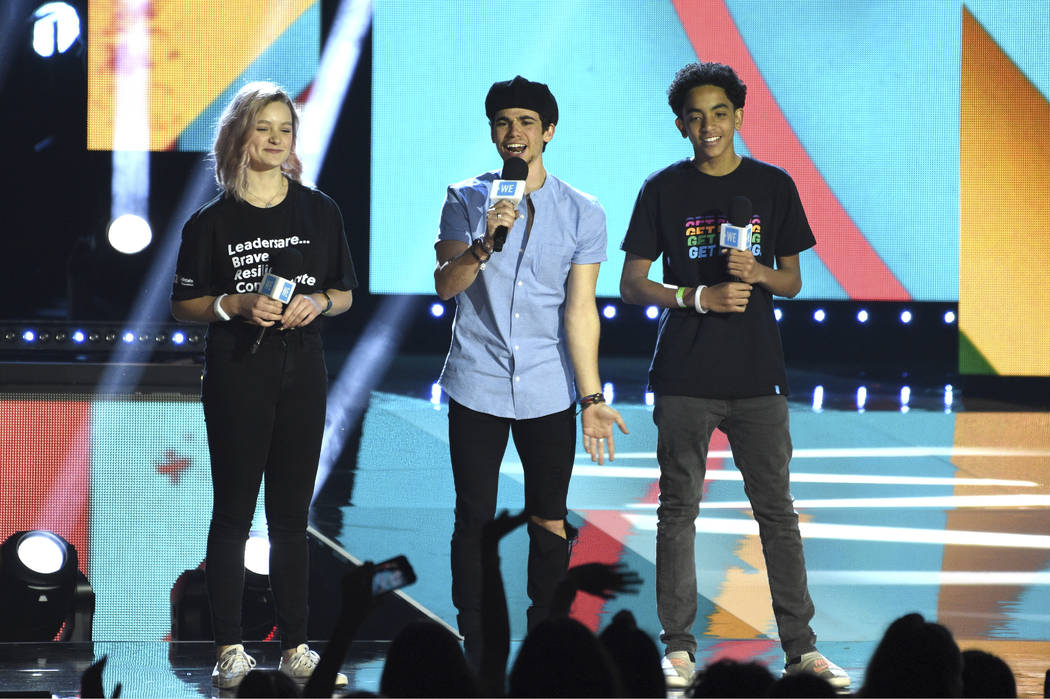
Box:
[437,171,607,419]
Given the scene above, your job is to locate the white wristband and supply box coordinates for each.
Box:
[693,285,708,314]
[213,293,231,321]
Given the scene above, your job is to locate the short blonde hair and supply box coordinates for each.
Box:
[213,81,303,200]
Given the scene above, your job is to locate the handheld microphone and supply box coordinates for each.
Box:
[251,247,303,354]
[719,196,753,252]
[719,196,753,283]
[488,157,529,252]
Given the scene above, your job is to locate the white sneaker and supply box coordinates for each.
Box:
[211,644,256,688]
[784,650,851,691]
[278,643,348,688]
[662,650,695,689]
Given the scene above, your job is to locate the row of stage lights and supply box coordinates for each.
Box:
[430,302,958,326]
[1,323,205,353]
[0,528,276,643]
[430,381,956,414]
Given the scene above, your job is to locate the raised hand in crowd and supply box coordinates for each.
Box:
[301,562,375,698]
[479,509,529,696]
[81,655,122,699]
[550,561,643,617]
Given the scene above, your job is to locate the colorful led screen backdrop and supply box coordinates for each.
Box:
[370,0,1049,330]
[87,1,320,152]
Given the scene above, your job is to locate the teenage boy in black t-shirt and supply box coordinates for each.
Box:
[619,62,850,692]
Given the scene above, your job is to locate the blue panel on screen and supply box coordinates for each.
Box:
[370,1,1049,301]
[90,399,266,641]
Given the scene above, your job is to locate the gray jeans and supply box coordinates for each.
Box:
[654,394,817,659]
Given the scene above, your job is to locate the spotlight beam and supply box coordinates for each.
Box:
[299,0,372,182]
[95,159,215,394]
[314,295,421,503]
[0,1,40,95]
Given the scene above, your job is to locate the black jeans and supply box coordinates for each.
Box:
[201,327,327,649]
[447,399,575,650]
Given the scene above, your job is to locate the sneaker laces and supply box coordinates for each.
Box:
[285,645,320,673]
[219,647,256,675]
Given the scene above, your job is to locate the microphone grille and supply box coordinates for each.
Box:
[501,157,529,181]
[728,196,753,227]
[268,247,303,278]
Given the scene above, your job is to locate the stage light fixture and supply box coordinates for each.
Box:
[430,382,442,407]
[122,331,135,344]
[856,386,868,412]
[943,310,956,324]
[944,384,954,412]
[900,310,913,324]
[812,385,824,413]
[857,309,869,323]
[602,304,617,319]
[900,385,911,413]
[774,307,783,321]
[645,305,659,319]
[171,331,186,345]
[602,381,614,404]
[244,533,270,577]
[107,214,152,255]
[813,309,826,323]
[171,535,280,642]
[32,3,80,58]
[430,302,445,318]
[72,330,85,343]
[23,330,36,343]
[0,530,93,641]
[644,391,654,406]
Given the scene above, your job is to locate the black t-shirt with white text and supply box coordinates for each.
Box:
[621,157,815,398]
[172,179,357,339]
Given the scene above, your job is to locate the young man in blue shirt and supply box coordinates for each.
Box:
[434,76,627,665]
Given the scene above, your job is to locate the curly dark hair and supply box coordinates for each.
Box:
[667,62,747,116]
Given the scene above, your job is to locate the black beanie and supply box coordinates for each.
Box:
[485,76,558,125]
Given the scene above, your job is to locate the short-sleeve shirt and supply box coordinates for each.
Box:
[621,157,815,398]
[437,171,607,419]
[172,179,357,339]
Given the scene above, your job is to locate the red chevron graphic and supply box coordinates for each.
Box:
[672,0,911,300]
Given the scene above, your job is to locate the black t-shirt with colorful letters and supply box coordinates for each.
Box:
[621,157,815,398]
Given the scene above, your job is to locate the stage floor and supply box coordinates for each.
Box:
[2,356,1049,697]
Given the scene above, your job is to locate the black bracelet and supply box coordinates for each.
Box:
[469,240,491,264]
[578,392,606,407]
[320,291,333,316]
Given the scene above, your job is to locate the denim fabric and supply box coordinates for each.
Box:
[201,328,327,649]
[653,394,817,658]
[446,399,575,656]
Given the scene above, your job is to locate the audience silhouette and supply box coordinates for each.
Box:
[598,609,666,697]
[858,612,963,698]
[960,648,1016,698]
[379,620,479,697]
[78,557,1047,699]
[687,657,775,698]
[237,668,301,697]
[766,670,838,697]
